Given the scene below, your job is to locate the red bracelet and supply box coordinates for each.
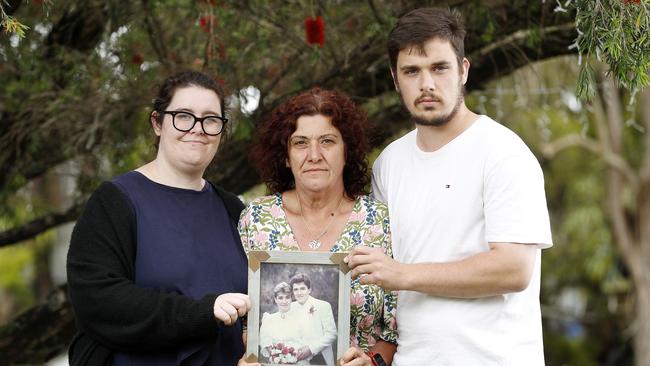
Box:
[367,351,387,366]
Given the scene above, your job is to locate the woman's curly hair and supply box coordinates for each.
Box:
[250,87,370,198]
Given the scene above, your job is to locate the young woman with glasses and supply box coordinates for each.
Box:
[67,70,251,365]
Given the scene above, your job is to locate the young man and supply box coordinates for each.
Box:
[346,8,553,365]
[289,273,337,365]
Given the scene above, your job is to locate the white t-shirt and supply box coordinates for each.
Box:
[372,116,553,366]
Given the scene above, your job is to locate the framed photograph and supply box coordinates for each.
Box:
[245,250,351,366]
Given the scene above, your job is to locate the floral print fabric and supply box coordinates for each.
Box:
[238,193,398,351]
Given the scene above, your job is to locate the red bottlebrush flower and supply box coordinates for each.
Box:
[197,0,217,6]
[622,0,641,3]
[305,16,325,47]
[199,15,217,32]
[131,53,144,65]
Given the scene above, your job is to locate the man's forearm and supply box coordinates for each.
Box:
[400,243,538,298]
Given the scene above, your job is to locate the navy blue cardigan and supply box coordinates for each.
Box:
[66,181,246,366]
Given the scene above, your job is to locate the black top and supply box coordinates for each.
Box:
[67,173,246,366]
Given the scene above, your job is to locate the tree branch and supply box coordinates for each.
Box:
[367,0,386,26]
[235,1,308,51]
[542,131,642,280]
[0,203,83,248]
[466,20,577,91]
[602,73,625,153]
[0,285,75,365]
[640,88,650,183]
[1,0,22,17]
[471,22,576,60]
[541,134,639,194]
[600,74,641,282]
[260,32,385,114]
[140,0,170,68]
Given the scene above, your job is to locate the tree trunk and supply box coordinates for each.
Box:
[0,285,75,366]
[634,273,650,366]
[634,177,650,366]
[634,86,650,366]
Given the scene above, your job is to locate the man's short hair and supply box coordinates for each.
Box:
[289,272,312,289]
[387,7,466,71]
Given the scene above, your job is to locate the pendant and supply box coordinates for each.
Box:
[308,239,322,249]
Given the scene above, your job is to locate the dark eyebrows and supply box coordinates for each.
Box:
[290,133,339,141]
[399,61,451,72]
[172,107,221,116]
[172,108,194,113]
[399,65,420,72]
[432,61,452,68]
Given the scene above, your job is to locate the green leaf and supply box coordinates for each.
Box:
[576,63,596,100]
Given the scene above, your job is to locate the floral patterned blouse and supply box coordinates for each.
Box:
[238,193,398,351]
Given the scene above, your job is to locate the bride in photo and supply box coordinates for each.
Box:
[259,282,308,365]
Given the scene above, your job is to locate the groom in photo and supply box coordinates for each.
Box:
[289,272,337,365]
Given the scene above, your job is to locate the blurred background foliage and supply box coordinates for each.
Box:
[1,0,649,365]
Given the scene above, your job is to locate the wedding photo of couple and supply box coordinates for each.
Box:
[259,272,337,365]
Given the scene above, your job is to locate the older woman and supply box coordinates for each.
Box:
[67,71,251,365]
[239,88,397,365]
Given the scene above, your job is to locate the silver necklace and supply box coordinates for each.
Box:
[298,192,344,250]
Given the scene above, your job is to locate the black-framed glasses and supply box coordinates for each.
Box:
[162,110,228,136]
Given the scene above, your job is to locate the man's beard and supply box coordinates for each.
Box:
[411,84,464,127]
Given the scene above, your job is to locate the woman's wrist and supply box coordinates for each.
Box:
[367,351,388,366]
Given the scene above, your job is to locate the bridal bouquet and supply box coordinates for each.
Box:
[263,342,298,364]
